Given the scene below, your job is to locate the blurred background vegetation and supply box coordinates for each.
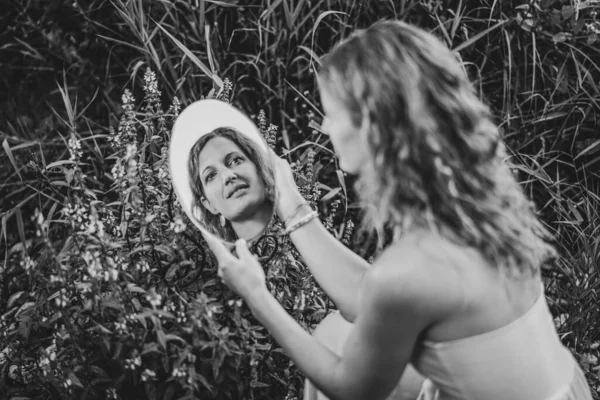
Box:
[1,0,599,399]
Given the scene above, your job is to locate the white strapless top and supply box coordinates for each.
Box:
[410,284,592,400]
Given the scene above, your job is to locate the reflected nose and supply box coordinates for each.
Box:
[222,168,237,185]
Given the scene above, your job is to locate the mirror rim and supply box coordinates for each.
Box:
[169,99,277,247]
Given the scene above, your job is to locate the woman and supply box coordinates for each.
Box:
[188,126,275,243]
[201,20,593,400]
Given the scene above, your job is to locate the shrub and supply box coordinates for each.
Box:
[2,0,600,398]
[0,70,360,400]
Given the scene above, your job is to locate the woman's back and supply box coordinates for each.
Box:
[396,231,592,400]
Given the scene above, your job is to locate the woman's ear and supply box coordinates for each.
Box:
[200,196,219,216]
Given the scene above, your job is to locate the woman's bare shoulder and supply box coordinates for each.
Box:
[367,231,467,320]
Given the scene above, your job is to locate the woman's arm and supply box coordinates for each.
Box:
[272,153,370,322]
[280,193,370,322]
[246,250,437,400]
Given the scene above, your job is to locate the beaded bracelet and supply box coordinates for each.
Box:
[283,202,311,226]
[284,210,319,235]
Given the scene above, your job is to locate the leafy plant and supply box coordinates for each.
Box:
[2,0,600,398]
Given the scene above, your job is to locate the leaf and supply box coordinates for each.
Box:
[164,386,175,400]
[101,300,123,311]
[127,284,147,294]
[205,0,239,6]
[142,343,161,355]
[311,11,347,46]
[46,160,76,169]
[7,292,26,309]
[297,45,322,66]
[47,201,59,225]
[452,19,510,52]
[144,381,157,400]
[15,208,27,251]
[508,162,552,184]
[1,214,7,244]
[575,140,600,159]
[15,302,36,317]
[19,316,32,340]
[156,330,167,351]
[260,0,284,20]
[2,139,23,182]
[335,169,348,209]
[164,334,187,344]
[68,372,84,388]
[155,22,223,91]
[195,372,213,392]
[320,187,341,202]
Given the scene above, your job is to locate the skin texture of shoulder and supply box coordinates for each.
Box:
[238,228,467,400]
[325,235,465,399]
[370,233,466,323]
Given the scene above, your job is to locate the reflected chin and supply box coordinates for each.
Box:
[226,189,260,217]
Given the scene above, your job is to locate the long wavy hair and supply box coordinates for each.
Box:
[317,20,556,277]
[187,127,275,242]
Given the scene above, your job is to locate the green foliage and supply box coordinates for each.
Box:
[1,0,600,398]
[0,70,348,399]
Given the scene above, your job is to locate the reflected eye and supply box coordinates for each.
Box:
[205,172,216,183]
[229,156,245,166]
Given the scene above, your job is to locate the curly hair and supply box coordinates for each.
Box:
[187,127,275,242]
[317,20,556,277]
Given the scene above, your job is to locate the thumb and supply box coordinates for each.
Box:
[235,239,255,262]
[199,226,230,262]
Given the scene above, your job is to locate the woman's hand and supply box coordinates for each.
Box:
[201,229,267,301]
[268,148,307,220]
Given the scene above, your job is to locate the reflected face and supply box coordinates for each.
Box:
[318,83,369,174]
[198,137,267,221]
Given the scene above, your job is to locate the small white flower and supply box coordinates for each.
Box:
[122,89,135,111]
[170,217,186,233]
[68,135,83,161]
[55,289,68,307]
[141,368,156,381]
[171,96,181,116]
[171,367,187,378]
[125,356,142,370]
[157,167,169,181]
[125,143,137,159]
[146,292,162,308]
[136,260,150,272]
[20,255,35,271]
[143,70,160,95]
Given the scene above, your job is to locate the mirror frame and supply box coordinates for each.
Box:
[169,99,277,247]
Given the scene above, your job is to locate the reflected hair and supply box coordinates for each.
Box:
[318,20,556,276]
[187,127,275,242]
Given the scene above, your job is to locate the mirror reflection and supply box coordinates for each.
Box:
[170,100,276,245]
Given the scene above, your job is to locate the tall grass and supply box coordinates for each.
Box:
[1,0,599,398]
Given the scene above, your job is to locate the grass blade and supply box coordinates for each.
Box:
[155,22,223,91]
[297,45,322,66]
[452,19,509,53]
[3,139,23,183]
[15,208,27,251]
[575,140,600,160]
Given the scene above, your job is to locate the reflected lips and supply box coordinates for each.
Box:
[227,182,249,198]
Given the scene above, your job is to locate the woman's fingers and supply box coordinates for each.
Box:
[199,228,232,264]
[235,239,253,261]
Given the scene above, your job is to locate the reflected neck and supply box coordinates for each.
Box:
[230,202,273,242]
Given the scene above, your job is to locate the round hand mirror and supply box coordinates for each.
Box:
[169,99,277,248]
